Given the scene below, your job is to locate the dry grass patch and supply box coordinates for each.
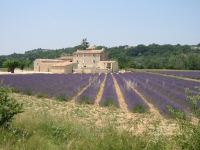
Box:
[10,93,178,135]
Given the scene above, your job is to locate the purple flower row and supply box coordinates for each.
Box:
[120,72,189,117]
[99,73,119,107]
[75,73,105,104]
[47,73,98,99]
[152,71,200,79]
[0,73,97,99]
[113,73,149,111]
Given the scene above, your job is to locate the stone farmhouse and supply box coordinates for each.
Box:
[34,46,118,73]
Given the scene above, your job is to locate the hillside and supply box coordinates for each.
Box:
[0,43,200,70]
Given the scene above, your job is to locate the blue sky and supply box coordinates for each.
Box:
[0,0,200,55]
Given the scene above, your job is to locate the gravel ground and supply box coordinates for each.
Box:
[0,69,52,74]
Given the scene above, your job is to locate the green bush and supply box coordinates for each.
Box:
[169,87,200,149]
[78,96,94,104]
[22,90,33,96]
[185,87,200,118]
[11,87,20,93]
[37,92,50,99]
[131,105,148,113]
[175,119,200,150]
[0,84,23,127]
[167,105,188,120]
[100,98,119,108]
[56,94,69,102]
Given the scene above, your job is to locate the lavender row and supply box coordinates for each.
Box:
[53,73,98,100]
[42,74,91,97]
[75,73,105,104]
[0,74,95,98]
[0,74,77,94]
[151,70,200,79]
[120,73,189,117]
[113,73,149,111]
[99,73,119,107]
[124,73,191,110]
[125,72,200,98]
[137,72,200,93]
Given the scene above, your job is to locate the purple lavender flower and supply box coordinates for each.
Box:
[99,73,119,107]
[76,73,105,104]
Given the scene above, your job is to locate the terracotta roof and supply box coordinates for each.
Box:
[52,62,75,67]
[73,50,104,54]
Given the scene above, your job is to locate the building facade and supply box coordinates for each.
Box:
[34,46,118,73]
[72,46,118,73]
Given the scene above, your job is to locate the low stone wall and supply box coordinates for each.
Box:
[73,69,112,73]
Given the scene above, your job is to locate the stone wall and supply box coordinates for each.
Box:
[34,59,63,72]
[51,63,78,74]
[73,68,112,73]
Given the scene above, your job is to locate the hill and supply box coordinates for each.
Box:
[0,43,200,70]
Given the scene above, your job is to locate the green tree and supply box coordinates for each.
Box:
[167,55,176,69]
[0,84,23,127]
[25,59,31,68]
[19,62,25,71]
[3,60,20,73]
[81,38,90,50]
[127,60,136,68]
[187,54,200,70]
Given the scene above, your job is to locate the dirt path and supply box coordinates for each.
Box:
[95,73,106,105]
[112,74,128,112]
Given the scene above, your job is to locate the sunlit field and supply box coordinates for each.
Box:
[0,71,200,149]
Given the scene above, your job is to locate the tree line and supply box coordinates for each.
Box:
[0,42,200,71]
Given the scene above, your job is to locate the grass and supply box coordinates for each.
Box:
[0,113,174,150]
[0,93,199,149]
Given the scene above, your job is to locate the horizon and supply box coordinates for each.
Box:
[1,0,200,55]
[1,42,200,56]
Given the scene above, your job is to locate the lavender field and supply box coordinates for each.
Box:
[0,72,200,118]
[150,70,200,79]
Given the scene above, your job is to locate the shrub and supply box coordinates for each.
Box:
[166,105,188,120]
[22,90,33,96]
[37,92,50,99]
[0,84,23,127]
[56,94,69,102]
[77,96,93,104]
[169,87,200,149]
[185,87,200,118]
[131,105,148,113]
[175,119,200,150]
[11,88,20,93]
[100,98,118,108]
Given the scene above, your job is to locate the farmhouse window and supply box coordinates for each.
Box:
[83,59,86,64]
